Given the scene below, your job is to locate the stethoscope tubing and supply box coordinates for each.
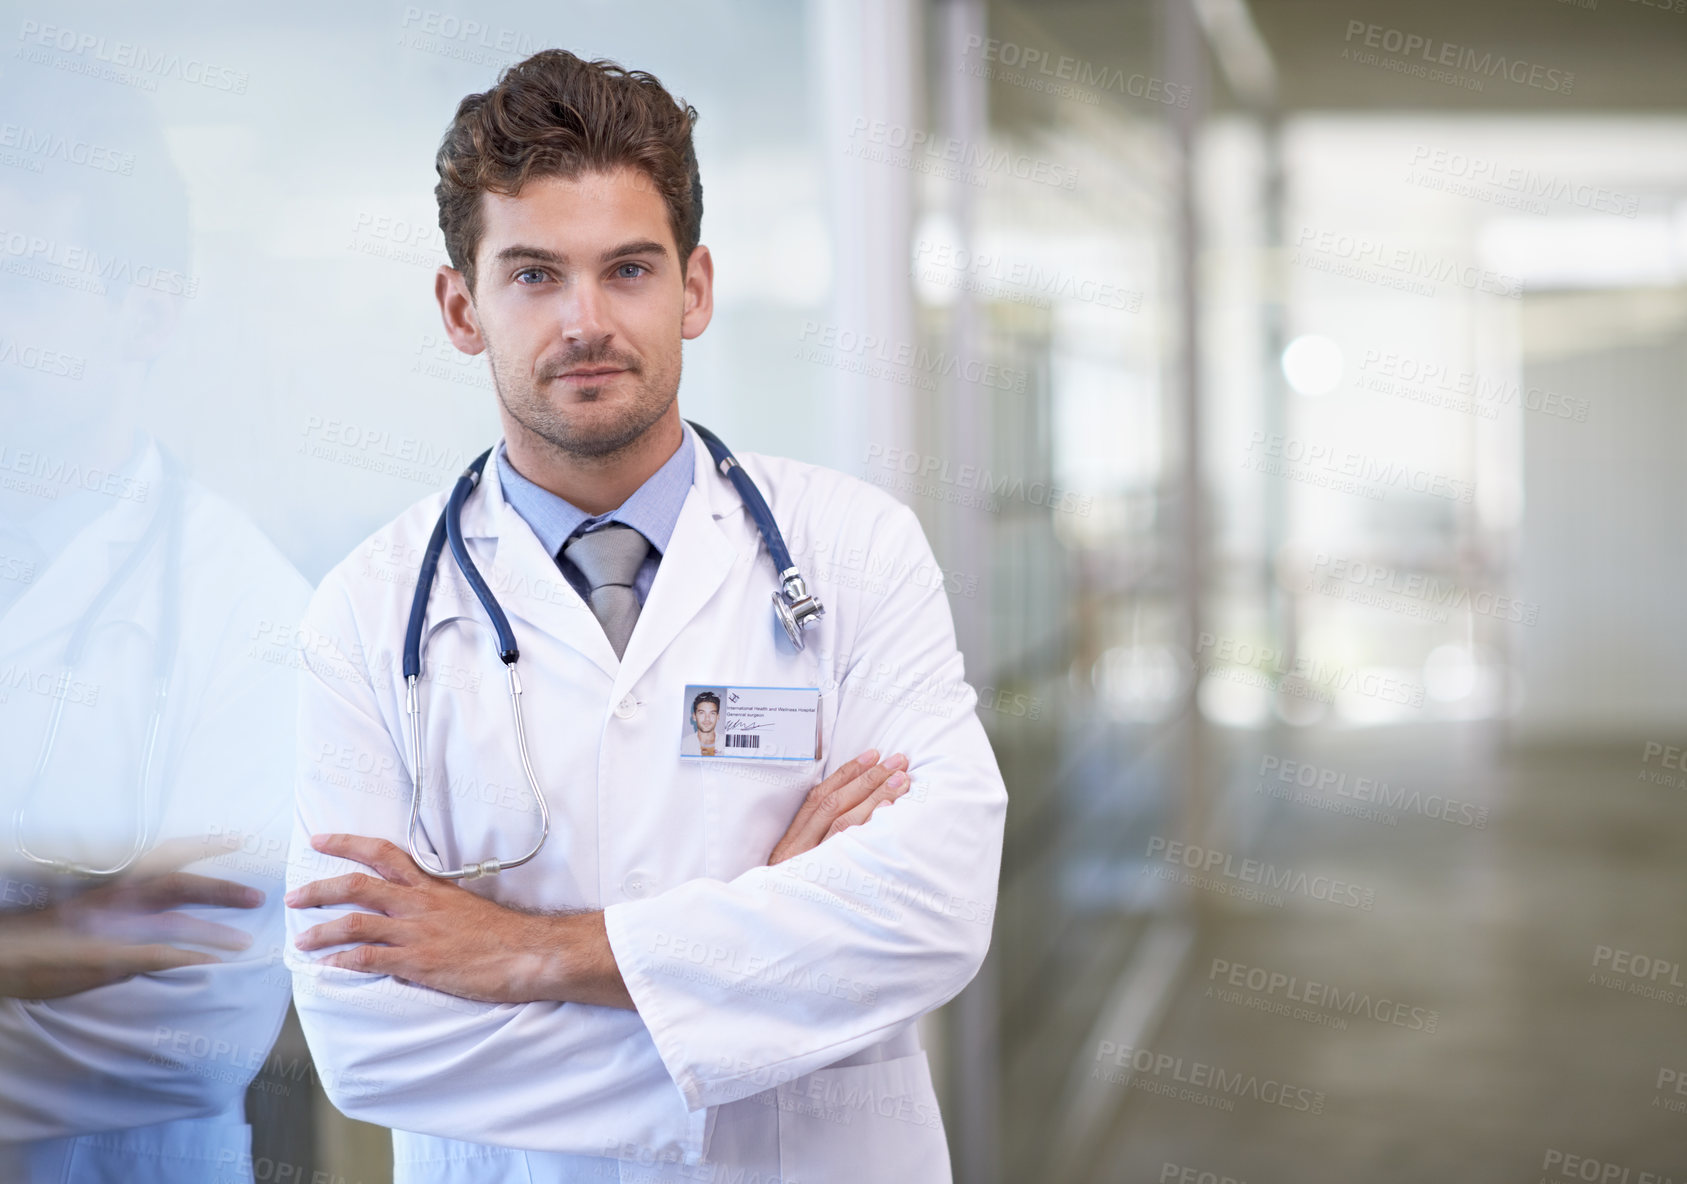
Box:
[399,423,820,881]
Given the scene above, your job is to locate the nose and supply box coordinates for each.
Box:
[559,276,613,352]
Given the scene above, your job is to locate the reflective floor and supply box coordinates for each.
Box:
[1081,723,1687,1183]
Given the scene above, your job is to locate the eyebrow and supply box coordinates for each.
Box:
[491,239,670,269]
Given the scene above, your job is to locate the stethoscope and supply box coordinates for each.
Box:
[10,453,182,878]
[401,420,825,881]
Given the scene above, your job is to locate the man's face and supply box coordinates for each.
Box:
[449,166,711,459]
[693,702,718,734]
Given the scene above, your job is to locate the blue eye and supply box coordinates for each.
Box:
[515,268,548,284]
[616,263,648,279]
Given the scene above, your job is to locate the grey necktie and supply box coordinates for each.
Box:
[562,523,650,660]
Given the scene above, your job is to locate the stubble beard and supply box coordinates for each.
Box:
[487,336,678,462]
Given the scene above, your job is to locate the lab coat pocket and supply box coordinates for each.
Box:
[773,1052,951,1184]
[392,1130,535,1184]
[61,1116,252,1184]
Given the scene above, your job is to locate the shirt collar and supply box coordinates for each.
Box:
[495,425,695,559]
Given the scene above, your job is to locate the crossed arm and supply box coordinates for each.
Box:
[287,748,912,1007]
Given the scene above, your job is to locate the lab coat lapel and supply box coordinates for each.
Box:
[612,422,743,698]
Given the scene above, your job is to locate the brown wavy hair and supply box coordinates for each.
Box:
[434,49,703,294]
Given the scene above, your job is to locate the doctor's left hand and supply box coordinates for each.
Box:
[287,834,631,1008]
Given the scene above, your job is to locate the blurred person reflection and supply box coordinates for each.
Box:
[0,64,309,1182]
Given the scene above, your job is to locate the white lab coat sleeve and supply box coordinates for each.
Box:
[603,500,1008,1111]
[284,575,705,1160]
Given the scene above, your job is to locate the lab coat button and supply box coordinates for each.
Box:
[621,870,652,899]
[614,695,638,719]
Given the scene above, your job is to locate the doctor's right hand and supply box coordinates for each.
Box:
[766,749,911,865]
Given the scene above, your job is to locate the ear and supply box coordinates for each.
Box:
[436,265,486,355]
[680,244,714,341]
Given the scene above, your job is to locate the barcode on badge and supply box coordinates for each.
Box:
[725,734,760,749]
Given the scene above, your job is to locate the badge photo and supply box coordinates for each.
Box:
[679,683,822,762]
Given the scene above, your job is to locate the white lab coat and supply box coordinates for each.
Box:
[0,439,309,1183]
[284,419,1008,1183]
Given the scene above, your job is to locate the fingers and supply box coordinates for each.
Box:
[783,749,880,837]
[307,834,428,888]
[318,944,400,975]
[814,753,906,826]
[284,872,406,914]
[294,909,398,953]
[826,769,912,838]
[128,872,264,913]
[77,909,255,953]
[769,751,910,864]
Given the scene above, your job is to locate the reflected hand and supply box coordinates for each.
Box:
[0,842,263,999]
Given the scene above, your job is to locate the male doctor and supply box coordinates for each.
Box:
[683,691,720,757]
[284,49,1007,1183]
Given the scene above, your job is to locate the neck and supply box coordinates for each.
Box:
[502,404,684,517]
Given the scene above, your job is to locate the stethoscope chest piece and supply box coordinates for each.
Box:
[772,571,825,652]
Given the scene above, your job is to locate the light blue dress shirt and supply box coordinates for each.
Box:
[495,427,695,607]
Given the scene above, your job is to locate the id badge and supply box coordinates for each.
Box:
[680,683,821,761]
